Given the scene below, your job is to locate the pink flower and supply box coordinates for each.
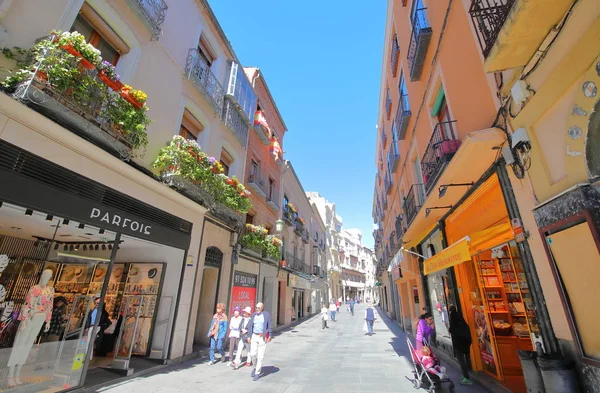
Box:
[32,287,41,297]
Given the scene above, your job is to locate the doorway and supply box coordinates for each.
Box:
[194,247,223,346]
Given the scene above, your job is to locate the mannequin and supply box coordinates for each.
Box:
[6,269,54,387]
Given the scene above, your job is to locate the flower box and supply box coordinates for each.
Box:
[242,247,262,258]
[98,70,123,92]
[119,88,144,110]
[59,43,95,69]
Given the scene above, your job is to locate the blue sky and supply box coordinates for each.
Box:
[210,1,386,249]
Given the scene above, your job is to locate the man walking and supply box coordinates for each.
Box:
[349,299,355,316]
[329,301,337,322]
[247,302,272,381]
[364,303,377,336]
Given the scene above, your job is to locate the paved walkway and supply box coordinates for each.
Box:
[93,305,486,393]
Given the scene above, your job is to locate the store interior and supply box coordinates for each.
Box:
[0,201,184,392]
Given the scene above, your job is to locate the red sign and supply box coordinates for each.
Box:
[230,271,257,314]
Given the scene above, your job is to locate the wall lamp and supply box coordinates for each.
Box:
[425,205,453,218]
[438,182,473,198]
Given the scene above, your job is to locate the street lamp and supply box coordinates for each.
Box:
[275,219,284,234]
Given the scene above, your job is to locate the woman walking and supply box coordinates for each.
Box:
[321,303,329,329]
[227,307,243,366]
[449,305,473,385]
[415,312,435,350]
[206,303,228,365]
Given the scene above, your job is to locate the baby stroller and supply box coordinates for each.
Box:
[407,336,455,392]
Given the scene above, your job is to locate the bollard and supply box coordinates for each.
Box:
[517,350,545,393]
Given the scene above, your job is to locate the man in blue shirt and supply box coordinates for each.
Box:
[246,302,272,381]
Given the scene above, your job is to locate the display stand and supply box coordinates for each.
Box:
[111,295,143,374]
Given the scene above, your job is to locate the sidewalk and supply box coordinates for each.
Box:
[82,305,488,393]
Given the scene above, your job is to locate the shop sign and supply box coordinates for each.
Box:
[289,274,297,287]
[90,207,152,235]
[511,218,526,243]
[230,271,257,313]
[423,239,471,275]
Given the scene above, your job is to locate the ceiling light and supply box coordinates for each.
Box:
[25,209,33,216]
[63,219,70,225]
[95,244,99,251]
[70,245,74,251]
[46,215,53,221]
[78,223,85,229]
[83,245,88,251]
[108,244,113,250]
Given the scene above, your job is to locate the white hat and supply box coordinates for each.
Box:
[244,306,252,314]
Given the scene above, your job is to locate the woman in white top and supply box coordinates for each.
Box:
[321,304,329,329]
[227,307,243,366]
[329,301,337,322]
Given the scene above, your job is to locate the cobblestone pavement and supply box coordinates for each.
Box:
[94,305,486,393]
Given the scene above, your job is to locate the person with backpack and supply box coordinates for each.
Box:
[364,303,377,335]
[449,305,473,385]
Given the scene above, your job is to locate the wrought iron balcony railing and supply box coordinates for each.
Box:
[469,0,515,58]
[381,125,388,148]
[404,183,425,226]
[385,88,392,120]
[388,140,400,174]
[186,49,224,114]
[248,168,267,197]
[285,251,309,274]
[391,34,400,77]
[395,93,412,140]
[421,120,460,195]
[282,206,295,225]
[301,228,310,244]
[222,97,250,147]
[266,186,280,211]
[395,215,404,242]
[126,0,168,40]
[407,6,433,81]
[385,172,393,195]
[294,221,304,236]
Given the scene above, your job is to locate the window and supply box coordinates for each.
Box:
[269,177,275,199]
[250,160,259,177]
[284,195,289,209]
[179,110,204,141]
[220,148,233,176]
[399,73,410,112]
[71,5,127,66]
[198,34,215,66]
[245,213,254,225]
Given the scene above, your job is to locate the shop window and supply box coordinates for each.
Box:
[71,4,129,66]
[546,222,600,361]
[179,110,204,141]
[198,34,215,66]
[219,148,233,176]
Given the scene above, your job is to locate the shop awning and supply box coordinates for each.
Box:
[402,128,506,250]
[423,238,471,275]
[423,221,514,275]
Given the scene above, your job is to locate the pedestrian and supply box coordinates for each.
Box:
[364,303,377,335]
[329,301,337,322]
[349,299,355,316]
[206,303,228,365]
[227,307,243,366]
[233,306,252,369]
[448,305,473,385]
[336,299,341,312]
[247,302,272,381]
[321,303,329,329]
[415,312,435,350]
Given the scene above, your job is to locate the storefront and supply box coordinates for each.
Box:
[0,141,192,392]
[424,173,540,393]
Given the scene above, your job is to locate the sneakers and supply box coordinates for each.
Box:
[227,361,232,367]
[460,377,473,385]
[206,360,217,366]
[222,357,227,363]
[251,368,256,377]
[253,373,260,381]
[245,362,251,367]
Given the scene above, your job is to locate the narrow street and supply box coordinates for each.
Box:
[93,305,486,393]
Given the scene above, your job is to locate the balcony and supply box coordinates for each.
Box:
[125,0,168,40]
[404,183,425,226]
[407,5,432,81]
[222,98,250,147]
[389,232,400,254]
[385,88,392,120]
[266,187,280,211]
[302,228,310,244]
[381,125,388,149]
[395,215,404,243]
[385,172,393,195]
[388,142,400,174]
[391,34,400,78]
[469,0,573,72]
[248,168,266,198]
[253,110,271,145]
[421,121,461,195]
[284,251,309,274]
[282,206,295,226]
[186,49,225,115]
[395,94,412,140]
[294,221,304,236]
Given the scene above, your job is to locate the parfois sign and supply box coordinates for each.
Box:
[90,208,152,235]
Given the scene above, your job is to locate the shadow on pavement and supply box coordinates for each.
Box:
[260,365,280,377]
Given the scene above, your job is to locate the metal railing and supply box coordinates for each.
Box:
[285,251,309,274]
[407,6,432,81]
[282,206,295,225]
[267,186,280,210]
[301,228,310,244]
[385,172,393,195]
[222,97,250,147]
[386,88,392,119]
[126,0,168,40]
[381,125,387,147]
[395,93,412,140]
[185,49,224,114]
[395,215,404,242]
[391,34,400,77]
[248,166,266,197]
[469,0,515,57]
[405,183,425,226]
[421,120,460,195]
[388,141,400,173]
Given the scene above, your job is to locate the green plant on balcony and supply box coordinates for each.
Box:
[55,30,101,67]
[152,136,253,213]
[265,235,282,260]
[241,224,268,252]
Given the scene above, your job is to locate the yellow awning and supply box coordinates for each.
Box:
[423,238,471,275]
[423,221,514,275]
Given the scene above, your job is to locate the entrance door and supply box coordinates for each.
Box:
[194,247,223,346]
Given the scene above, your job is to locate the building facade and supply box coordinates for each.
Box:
[371,0,581,392]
